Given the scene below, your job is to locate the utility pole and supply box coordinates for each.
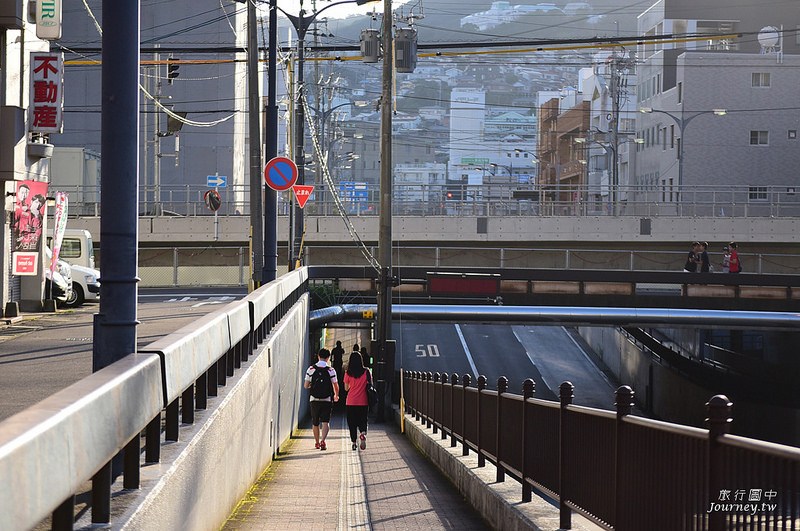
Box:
[290,3,307,271]
[609,50,620,216]
[246,0,263,286]
[263,0,278,283]
[94,0,139,373]
[375,0,393,422]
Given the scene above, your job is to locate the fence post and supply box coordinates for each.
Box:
[173,247,179,286]
[440,373,450,439]
[450,373,459,447]
[433,372,440,434]
[521,378,535,502]
[559,381,574,530]
[415,372,421,421]
[477,375,486,467]
[614,385,634,527]
[496,376,508,482]
[462,374,471,456]
[707,394,732,531]
[426,372,433,429]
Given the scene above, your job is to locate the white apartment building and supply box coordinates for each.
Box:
[634,0,800,216]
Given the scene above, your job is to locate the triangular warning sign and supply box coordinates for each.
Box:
[292,185,314,209]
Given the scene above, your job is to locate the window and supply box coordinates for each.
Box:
[749,187,767,201]
[59,239,82,259]
[677,82,682,103]
[789,130,797,139]
[750,130,769,145]
[751,72,770,87]
[670,125,675,148]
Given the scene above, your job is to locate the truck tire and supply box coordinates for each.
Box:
[64,284,85,308]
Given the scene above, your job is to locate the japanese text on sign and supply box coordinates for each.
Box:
[29,52,64,134]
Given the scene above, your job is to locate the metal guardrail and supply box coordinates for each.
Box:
[58,184,800,219]
[0,269,309,530]
[404,372,800,531]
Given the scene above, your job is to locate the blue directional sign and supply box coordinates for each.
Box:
[207,175,228,188]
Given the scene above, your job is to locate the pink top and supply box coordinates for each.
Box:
[344,370,371,406]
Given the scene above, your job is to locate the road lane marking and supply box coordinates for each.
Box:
[560,326,614,388]
[454,324,479,379]
[512,327,552,392]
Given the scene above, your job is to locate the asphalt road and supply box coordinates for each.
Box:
[1,292,618,422]
[0,288,246,422]
[394,322,619,407]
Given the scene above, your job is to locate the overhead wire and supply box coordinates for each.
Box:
[301,94,381,273]
[79,0,237,129]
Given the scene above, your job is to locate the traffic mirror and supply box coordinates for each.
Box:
[204,189,222,212]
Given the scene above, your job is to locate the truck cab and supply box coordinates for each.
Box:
[52,229,95,270]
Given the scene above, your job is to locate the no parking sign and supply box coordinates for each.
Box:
[264,157,298,191]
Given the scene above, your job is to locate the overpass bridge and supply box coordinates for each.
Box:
[1,269,799,530]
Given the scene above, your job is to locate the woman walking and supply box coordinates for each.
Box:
[344,351,371,450]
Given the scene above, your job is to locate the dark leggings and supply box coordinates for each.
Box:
[346,406,369,442]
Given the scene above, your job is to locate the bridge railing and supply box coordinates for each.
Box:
[0,269,308,530]
[59,183,800,219]
[404,371,800,531]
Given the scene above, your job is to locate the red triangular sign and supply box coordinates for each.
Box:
[292,185,314,209]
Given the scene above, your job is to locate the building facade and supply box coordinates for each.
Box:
[634,0,800,215]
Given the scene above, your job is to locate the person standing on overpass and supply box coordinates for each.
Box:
[728,242,741,273]
[304,349,339,450]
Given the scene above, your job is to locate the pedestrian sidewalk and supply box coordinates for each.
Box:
[222,413,489,530]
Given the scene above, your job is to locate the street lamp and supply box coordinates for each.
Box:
[638,107,727,198]
[489,162,513,176]
[279,0,377,270]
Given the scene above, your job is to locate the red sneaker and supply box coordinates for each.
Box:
[319,441,327,451]
[314,442,320,449]
[359,433,366,450]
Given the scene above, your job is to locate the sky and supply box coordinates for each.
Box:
[273,0,414,22]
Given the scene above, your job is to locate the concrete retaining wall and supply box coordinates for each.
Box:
[119,295,310,531]
[577,326,800,445]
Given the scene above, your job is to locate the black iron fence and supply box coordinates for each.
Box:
[403,371,800,531]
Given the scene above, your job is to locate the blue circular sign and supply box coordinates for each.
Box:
[264,157,298,191]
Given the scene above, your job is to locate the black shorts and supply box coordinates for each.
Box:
[310,400,332,426]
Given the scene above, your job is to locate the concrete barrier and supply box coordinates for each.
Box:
[0,354,162,531]
[119,296,310,530]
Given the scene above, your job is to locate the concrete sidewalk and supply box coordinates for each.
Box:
[222,413,489,530]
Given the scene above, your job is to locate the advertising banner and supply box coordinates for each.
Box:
[50,191,68,275]
[12,181,49,276]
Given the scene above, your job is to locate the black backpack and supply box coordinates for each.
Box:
[309,365,333,399]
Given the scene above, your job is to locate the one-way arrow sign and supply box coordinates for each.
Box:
[207,175,228,188]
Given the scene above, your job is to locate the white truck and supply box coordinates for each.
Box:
[48,229,100,307]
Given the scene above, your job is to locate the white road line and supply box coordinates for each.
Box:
[339,416,371,531]
[560,326,614,388]
[512,327,552,392]
[454,324,479,379]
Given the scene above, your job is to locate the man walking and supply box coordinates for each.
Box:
[331,340,345,387]
[304,348,339,450]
